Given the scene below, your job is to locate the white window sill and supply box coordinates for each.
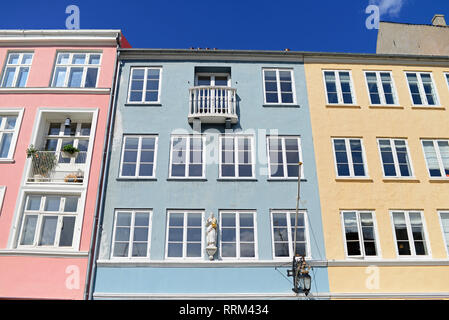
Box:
[326,104,361,108]
[167,178,207,181]
[217,178,257,181]
[125,102,162,107]
[428,178,449,183]
[0,87,110,94]
[117,177,157,181]
[97,259,327,267]
[0,249,88,257]
[262,103,300,108]
[267,178,307,181]
[368,105,404,109]
[328,258,449,266]
[0,159,15,164]
[335,177,373,182]
[411,105,445,110]
[382,177,420,183]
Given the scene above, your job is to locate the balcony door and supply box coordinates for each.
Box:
[41,122,91,182]
[194,73,230,113]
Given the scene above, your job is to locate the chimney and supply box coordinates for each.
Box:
[431,14,447,27]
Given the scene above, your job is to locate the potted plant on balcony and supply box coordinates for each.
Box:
[61,144,80,158]
[26,145,58,181]
[64,169,84,183]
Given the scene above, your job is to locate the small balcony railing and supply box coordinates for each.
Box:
[27,151,86,184]
[189,86,238,124]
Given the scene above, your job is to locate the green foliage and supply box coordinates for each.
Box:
[62,144,80,154]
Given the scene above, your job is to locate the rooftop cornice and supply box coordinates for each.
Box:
[118,48,449,66]
[0,29,122,46]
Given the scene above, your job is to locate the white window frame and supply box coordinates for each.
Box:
[444,72,449,91]
[377,138,414,178]
[219,134,255,179]
[331,138,369,178]
[340,210,380,259]
[165,210,205,260]
[364,71,398,106]
[266,136,304,180]
[270,210,311,260]
[51,52,102,88]
[0,109,24,162]
[421,139,449,179]
[1,52,34,88]
[322,70,356,105]
[17,194,81,250]
[390,210,431,258]
[194,73,230,87]
[119,135,158,179]
[262,68,296,105]
[437,211,449,258]
[405,71,440,106]
[111,209,152,260]
[168,134,206,179]
[219,210,258,260]
[44,121,91,165]
[127,67,162,104]
[0,186,5,211]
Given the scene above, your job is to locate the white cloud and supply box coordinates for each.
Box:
[369,0,407,17]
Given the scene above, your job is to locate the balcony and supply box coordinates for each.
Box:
[27,151,86,184]
[188,86,238,124]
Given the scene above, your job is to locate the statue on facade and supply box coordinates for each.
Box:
[205,212,218,260]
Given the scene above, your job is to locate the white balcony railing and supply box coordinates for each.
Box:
[189,86,238,124]
[27,151,86,184]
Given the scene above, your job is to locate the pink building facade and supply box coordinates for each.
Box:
[0,30,127,299]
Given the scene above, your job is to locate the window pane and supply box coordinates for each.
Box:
[274,243,289,257]
[57,53,70,64]
[240,228,255,242]
[116,212,132,226]
[2,67,16,87]
[0,133,13,158]
[240,243,255,257]
[68,67,83,87]
[20,215,38,245]
[438,141,449,176]
[72,54,86,64]
[422,141,441,177]
[440,212,449,253]
[133,228,149,242]
[132,243,148,257]
[59,216,76,247]
[8,54,20,64]
[115,227,130,242]
[39,216,58,246]
[89,54,101,65]
[169,213,184,226]
[53,67,67,87]
[186,243,201,257]
[16,67,29,87]
[44,196,61,212]
[64,197,78,212]
[135,212,150,226]
[84,68,98,88]
[27,195,42,211]
[222,243,236,257]
[113,243,129,257]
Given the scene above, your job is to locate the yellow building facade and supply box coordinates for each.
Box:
[304,53,449,299]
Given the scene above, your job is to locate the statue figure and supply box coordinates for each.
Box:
[205,212,218,260]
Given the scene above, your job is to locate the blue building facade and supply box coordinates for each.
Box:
[91,49,329,299]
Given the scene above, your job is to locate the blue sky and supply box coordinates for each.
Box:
[0,0,448,53]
